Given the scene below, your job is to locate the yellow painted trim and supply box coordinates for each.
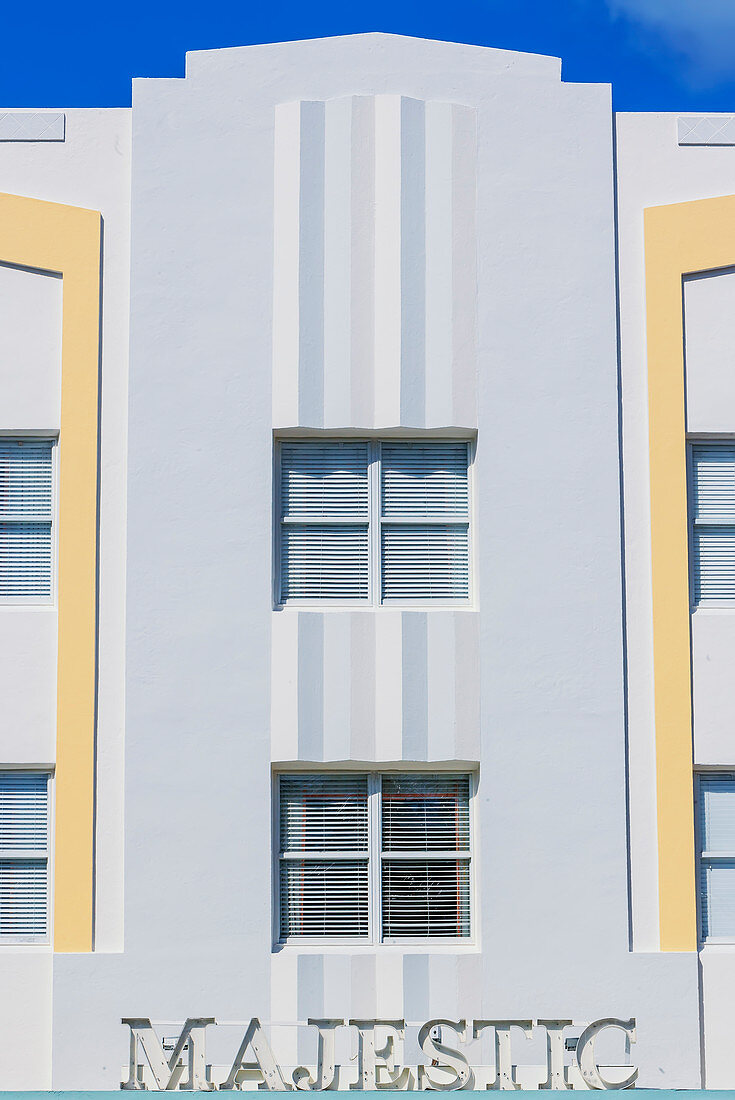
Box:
[0,192,101,952]
[645,193,735,952]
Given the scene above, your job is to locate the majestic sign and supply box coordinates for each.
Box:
[121,1016,638,1091]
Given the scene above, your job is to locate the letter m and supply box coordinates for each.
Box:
[121,1017,215,1090]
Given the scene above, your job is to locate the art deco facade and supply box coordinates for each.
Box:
[0,32,734,1089]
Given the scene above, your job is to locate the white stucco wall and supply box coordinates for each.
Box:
[41,35,700,1091]
[0,107,131,1085]
[0,40,727,1092]
[616,111,735,1086]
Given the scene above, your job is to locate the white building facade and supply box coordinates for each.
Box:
[0,32,733,1090]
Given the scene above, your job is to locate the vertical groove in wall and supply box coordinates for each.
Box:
[350,954,377,1017]
[272,101,301,427]
[297,612,324,759]
[401,611,428,760]
[454,611,481,760]
[272,94,477,431]
[399,97,426,426]
[323,613,351,760]
[373,95,403,426]
[350,97,376,427]
[323,97,352,427]
[403,954,430,1022]
[425,101,454,427]
[297,102,325,427]
[451,104,478,427]
[350,612,376,760]
[297,955,324,1062]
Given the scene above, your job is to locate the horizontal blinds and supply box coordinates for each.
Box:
[381,859,470,938]
[280,442,369,602]
[380,443,469,602]
[278,440,472,604]
[699,775,735,940]
[382,774,470,852]
[0,523,53,598]
[280,774,368,852]
[693,528,735,603]
[279,775,369,939]
[381,525,469,600]
[700,860,735,940]
[0,773,48,939]
[691,445,735,604]
[0,441,54,600]
[0,860,47,937]
[692,445,735,520]
[700,774,735,852]
[280,860,369,938]
[381,442,469,519]
[281,526,368,600]
[0,441,53,519]
[281,442,369,520]
[0,773,48,852]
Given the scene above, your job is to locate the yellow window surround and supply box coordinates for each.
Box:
[0,192,101,952]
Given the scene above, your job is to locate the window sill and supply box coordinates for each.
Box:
[0,940,51,950]
[273,604,477,613]
[272,941,480,954]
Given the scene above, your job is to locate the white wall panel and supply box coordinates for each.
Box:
[701,949,735,1086]
[271,611,299,760]
[0,611,56,763]
[0,263,61,431]
[692,610,735,763]
[0,955,51,1087]
[685,268,735,434]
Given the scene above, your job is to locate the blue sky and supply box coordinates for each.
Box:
[2,0,735,110]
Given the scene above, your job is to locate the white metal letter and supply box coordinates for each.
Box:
[121,1017,215,1091]
[293,1019,344,1090]
[472,1020,533,1090]
[418,1019,474,1091]
[349,1019,411,1090]
[575,1019,638,1090]
[537,1020,573,1090]
[221,1018,290,1091]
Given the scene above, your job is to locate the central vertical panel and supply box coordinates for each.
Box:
[271,94,478,432]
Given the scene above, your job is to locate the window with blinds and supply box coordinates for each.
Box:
[0,772,50,940]
[0,440,55,601]
[381,774,471,938]
[691,444,735,605]
[698,774,735,941]
[277,772,473,943]
[277,440,471,605]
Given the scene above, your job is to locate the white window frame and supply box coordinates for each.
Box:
[0,436,58,607]
[273,770,476,948]
[274,438,474,609]
[0,768,53,946]
[688,439,735,610]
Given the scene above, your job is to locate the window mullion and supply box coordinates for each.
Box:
[369,442,381,606]
[369,774,382,944]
